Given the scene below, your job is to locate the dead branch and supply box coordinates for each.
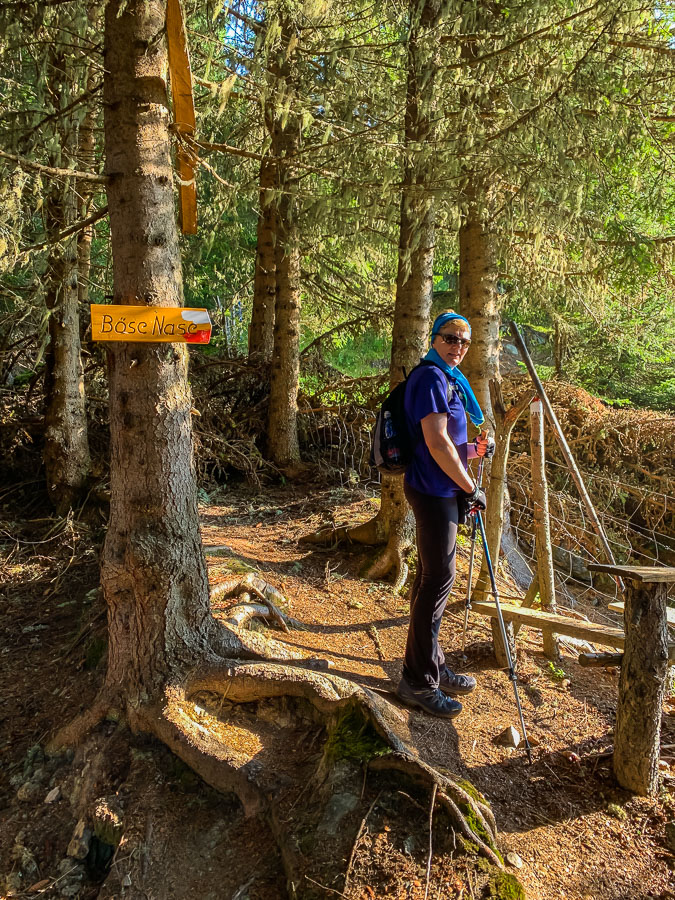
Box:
[0,149,108,183]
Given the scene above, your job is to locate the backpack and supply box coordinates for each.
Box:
[370,360,447,476]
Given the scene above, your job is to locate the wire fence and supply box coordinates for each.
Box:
[299,394,674,609]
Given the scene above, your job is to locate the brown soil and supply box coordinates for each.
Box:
[1,481,675,900]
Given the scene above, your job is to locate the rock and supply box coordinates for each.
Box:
[317,792,359,835]
[506,851,524,869]
[16,782,40,802]
[122,874,132,887]
[519,734,540,748]
[67,820,92,860]
[494,726,521,748]
[45,786,61,803]
[57,859,85,898]
[665,821,675,854]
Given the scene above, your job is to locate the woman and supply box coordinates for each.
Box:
[396,311,490,719]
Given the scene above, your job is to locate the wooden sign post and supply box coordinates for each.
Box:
[91,304,211,343]
[166,0,197,234]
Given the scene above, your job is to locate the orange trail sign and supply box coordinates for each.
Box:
[91,305,212,344]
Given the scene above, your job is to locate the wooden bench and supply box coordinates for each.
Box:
[470,600,675,662]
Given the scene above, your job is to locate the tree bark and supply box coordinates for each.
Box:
[43,50,91,514]
[529,397,560,661]
[614,581,669,796]
[76,60,98,307]
[248,155,276,361]
[472,380,528,665]
[354,0,448,583]
[458,188,500,427]
[266,15,302,468]
[267,186,301,466]
[102,0,211,699]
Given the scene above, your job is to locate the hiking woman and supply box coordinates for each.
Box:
[396,311,490,719]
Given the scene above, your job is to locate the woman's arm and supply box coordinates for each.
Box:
[421,413,475,492]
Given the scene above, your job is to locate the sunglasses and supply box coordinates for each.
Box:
[438,333,471,349]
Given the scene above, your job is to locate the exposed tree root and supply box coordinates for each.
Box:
[301,506,413,591]
[205,573,328,668]
[300,513,386,548]
[50,619,505,897]
[183,659,502,866]
[47,688,119,752]
[210,572,307,631]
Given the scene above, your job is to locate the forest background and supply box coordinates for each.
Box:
[1,1,675,898]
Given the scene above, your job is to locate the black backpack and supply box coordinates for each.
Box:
[370,360,445,476]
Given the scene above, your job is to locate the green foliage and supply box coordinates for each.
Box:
[546,661,566,682]
[324,330,391,378]
[324,702,390,764]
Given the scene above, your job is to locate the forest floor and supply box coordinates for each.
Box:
[1,479,675,900]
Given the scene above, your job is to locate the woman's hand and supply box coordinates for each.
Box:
[474,431,495,458]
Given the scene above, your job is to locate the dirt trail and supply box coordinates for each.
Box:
[1,482,674,899]
[202,484,675,900]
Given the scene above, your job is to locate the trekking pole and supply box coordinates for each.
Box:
[461,456,485,653]
[475,509,533,764]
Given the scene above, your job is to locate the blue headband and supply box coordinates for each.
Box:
[431,312,471,337]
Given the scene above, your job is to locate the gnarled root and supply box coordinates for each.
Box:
[301,508,413,591]
[208,574,326,667]
[362,531,410,593]
[180,659,502,868]
[300,513,387,548]
[47,688,119,752]
[211,572,306,632]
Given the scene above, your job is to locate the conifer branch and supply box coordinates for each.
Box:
[443,0,603,67]
[0,150,108,183]
[18,83,102,144]
[20,205,108,254]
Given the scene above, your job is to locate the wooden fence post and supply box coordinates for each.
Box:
[529,398,560,661]
[473,379,530,667]
[589,565,675,796]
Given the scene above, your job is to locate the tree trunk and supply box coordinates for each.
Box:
[249,156,276,362]
[614,580,669,796]
[76,62,98,307]
[267,187,301,466]
[472,380,528,665]
[458,189,500,428]
[529,397,560,661]
[43,52,90,514]
[265,15,302,468]
[359,0,447,583]
[102,0,211,700]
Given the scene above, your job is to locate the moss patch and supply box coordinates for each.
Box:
[488,871,527,900]
[457,777,490,808]
[324,702,390,764]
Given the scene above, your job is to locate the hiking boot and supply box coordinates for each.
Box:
[439,667,477,697]
[396,678,463,719]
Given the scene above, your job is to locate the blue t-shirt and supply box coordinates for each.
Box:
[403,364,468,497]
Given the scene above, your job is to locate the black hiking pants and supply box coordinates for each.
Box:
[402,481,459,690]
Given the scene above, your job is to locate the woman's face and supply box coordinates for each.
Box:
[432,321,471,368]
